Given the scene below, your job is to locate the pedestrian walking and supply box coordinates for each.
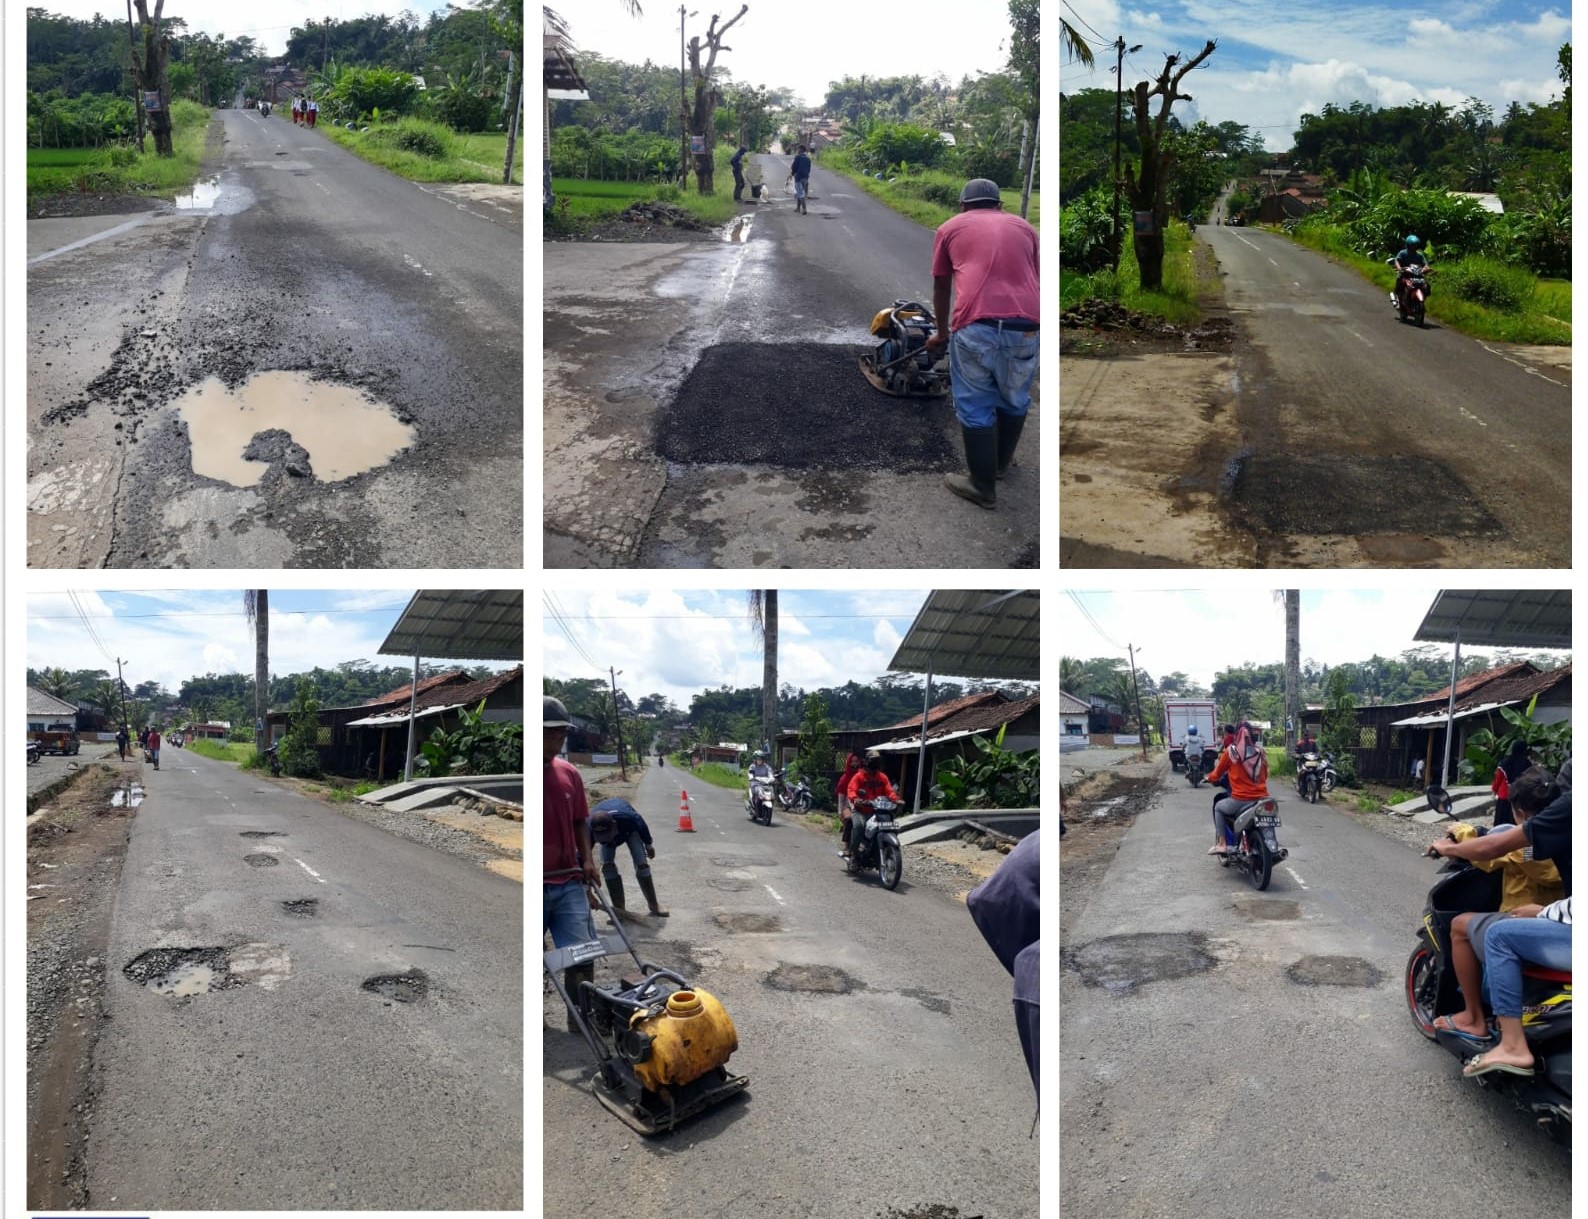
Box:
[1412,756,1425,783]
[307,97,318,128]
[589,798,670,918]
[785,144,812,214]
[291,96,300,125]
[116,723,130,762]
[924,178,1039,509]
[147,726,162,771]
[730,144,748,202]
[543,697,601,1032]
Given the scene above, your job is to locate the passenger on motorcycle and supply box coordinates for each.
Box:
[1390,235,1429,306]
[1468,895,1571,1077]
[846,751,900,871]
[747,750,774,787]
[1204,723,1269,855]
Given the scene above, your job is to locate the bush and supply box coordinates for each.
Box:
[956,143,1021,188]
[376,117,454,159]
[1346,187,1490,259]
[433,87,495,133]
[853,121,945,174]
[329,67,418,122]
[279,678,323,779]
[1060,185,1116,274]
[894,174,962,208]
[1438,255,1535,312]
[652,183,681,202]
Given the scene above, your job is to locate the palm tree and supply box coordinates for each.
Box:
[747,592,778,760]
[1059,655,1086,693]
[1061,19,1095,69]
[244,591,268,758]
[37,666,77,700]
[87,678,123,726]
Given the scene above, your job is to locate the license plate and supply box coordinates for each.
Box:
[1256,815,1278,827]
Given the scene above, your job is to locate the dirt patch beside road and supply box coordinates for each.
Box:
[1060,774,1163,948]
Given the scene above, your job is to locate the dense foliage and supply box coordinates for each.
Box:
[279,679,324,779]
[419,699,524,776]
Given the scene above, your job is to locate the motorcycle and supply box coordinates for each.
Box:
[1297,752,1327,803]
[1319,752,1339,792]
[27,741,41,766]
[845,795,904,889]
[1214,795,1288,890]
[1184,746,1206,788]
[265,743,283,778]
[746,778,774,826]
[1405,787,1571,1143]
[1388,258,1432,328]
[774,768,813,811]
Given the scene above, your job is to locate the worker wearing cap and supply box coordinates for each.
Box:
[924,178,1039,509]
[544,695,601,1032]
[590,798,670,918]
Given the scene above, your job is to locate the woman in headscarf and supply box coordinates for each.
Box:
[835,750,864,855]
[1203,722,1270,854]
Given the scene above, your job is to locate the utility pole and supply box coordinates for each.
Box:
[609,667,628,779]
[1127,643,1148,762]
[116,658,130,730]
[1111,37,1141,271]
[678,7,697,188]
[125,0,145,152]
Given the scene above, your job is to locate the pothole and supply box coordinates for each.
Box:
[362,969,429,1003]
[1286,955,1382,988]
[281,898,318,917]
[1235,897,1301,920]
[173,370,417,487]
[764,963,865,995]
[710,856,778,869]
[174,176,222,208]
[707,877,751,892]
[240,830,284,839]
[123,947,245,996]
[715,912,782,933]
[899,987,950,1015]
[1061,932,1218,992]
[244,853,279,868]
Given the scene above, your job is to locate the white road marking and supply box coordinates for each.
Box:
[292,857,327,883]
[29,214,154,265]
[764,885,785,905]
[1233,233,1260,250]
[313,180,331,195]
[1458,406,1488,427]
[1479,342,1568,388]
[1267,256,1279,266]
[1284,866,1308,889]
[1346,328,1373,347]
[402,253,433,277]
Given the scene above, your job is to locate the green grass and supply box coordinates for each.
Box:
[185,739,257,765]
[693,762,748,792]
[27,99,211,199]
[822,151,1039,232]
[547,175,736,232]
[317,117,524,184]
[1061,222,1202,325]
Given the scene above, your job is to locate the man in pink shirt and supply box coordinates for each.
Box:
[544,696,601,1031]
[925,178,1039,508]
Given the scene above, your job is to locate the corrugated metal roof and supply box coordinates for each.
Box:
[27,686,78,717]
[1415,590,1571,649]
[875,690,1006,732]
[888,590,1039,681]
[378,590,523,661]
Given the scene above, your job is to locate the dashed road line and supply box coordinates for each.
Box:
[293,858,327,883]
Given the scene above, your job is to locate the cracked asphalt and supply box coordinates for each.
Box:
[27,109,522,568]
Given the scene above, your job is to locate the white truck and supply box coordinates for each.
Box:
[1164,698,1218,772]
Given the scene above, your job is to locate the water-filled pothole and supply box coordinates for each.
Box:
[174,370,417,487]
[124,947,244,996]
[174,176,221,208]
[244,853,279,868]
[715,912,782,933]
[109,783,145,809]
[362,969,429,1003]
[764,963,864,995]
[1286,955,1382,988]
[1061,932,1218,993]
[281,898,319,917]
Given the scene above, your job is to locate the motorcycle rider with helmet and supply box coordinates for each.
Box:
[1204,723,1271,855]
[846,751,900,872]
[746,750,775,819]
[1184,724,1205,777]
[1390,235,1429,308]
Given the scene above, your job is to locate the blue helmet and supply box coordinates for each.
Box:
[1405,234,1421,246]
[1186,724,1199,736]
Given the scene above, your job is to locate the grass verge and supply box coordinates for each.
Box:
[27,99,211,200]
[693,762,748,792]
[185,739,257,766]
[316,116,524,184]
[547,175,736,230]
[1060,223,1201,324]
[821,149,1038,232]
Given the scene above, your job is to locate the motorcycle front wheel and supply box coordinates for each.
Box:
[879,840,902,890]
[1322,772,1337,793]
[1243,833,1273,891]
[1405,941,1442,1039]
[796,793,812,811]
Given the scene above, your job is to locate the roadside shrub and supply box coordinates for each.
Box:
[433,86,495,133]
[895,174,962,208]
[329,67,418,122]
[279,679,323,779]
[1438,255,1535,312]
[956,142,1021,188]
[1060,185,1115,273]
[852,121,945,174]
[1346,187,1490,259]
[652,183,681,202]
[377,117,454,159]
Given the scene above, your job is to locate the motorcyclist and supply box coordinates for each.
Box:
[1389,235,1429,307]
[1204,722,1270,855]
[746,750,774,814]
[1184,724,1205,775]
[846,750,900,872]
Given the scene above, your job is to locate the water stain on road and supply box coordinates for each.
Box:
[174,370,416,487]
[1061,932,1217,992]
[1235,896,1301,920]
[1285,955,1382,988]
[763,962,865,995]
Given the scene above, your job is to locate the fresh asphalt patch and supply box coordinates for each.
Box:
[657,343,958,471]
[1232,453,1501,536]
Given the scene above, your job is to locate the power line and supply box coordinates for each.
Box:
[539,611,924,622]
[1061,0,1107,42]
[32,603,412,621]
[1065,590,1126,654]
[69,591,116,668]
[542,593,600,671]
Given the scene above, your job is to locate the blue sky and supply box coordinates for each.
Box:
[27,590,516,695]
[1057,589,1570,689]
[543,590,957,709]
[1061,1,1570,149]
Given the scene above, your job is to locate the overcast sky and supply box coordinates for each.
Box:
[555,0,1021,112]
[1058,589,1571,690]
[31,3,457,57]
[27,590,517,696]
[1061,0,1569,150]
[542,589,970,710]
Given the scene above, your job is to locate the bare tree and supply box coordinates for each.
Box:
[686,4,750,193]
[747,591,778,760]
[244,591,268,758]
[131,0,175,156]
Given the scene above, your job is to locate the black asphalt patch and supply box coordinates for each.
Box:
[1232,454,1501,536]
[1235,897,1301,920]
[657,343,958,471]
[281,899,318,917]
[876,1208,983,1219]
[1061,932,1217,992]
[764,962,865,995]
[243,853,279,867]
[1286,955,1382,988]
[362,969,428,1003]
[714,913,782,933]
[240,830,284,838]
[899,987,951,1015]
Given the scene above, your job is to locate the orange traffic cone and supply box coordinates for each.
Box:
[676,789,696,832]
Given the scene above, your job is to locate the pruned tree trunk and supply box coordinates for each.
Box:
[132,0,174,157]
[686,4,748,194]
[1284,591,1300,753]
[501,51,521,186]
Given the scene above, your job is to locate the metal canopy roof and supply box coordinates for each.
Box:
[377,590,523,661]
[1414,590,1571,650]
[888,590,1040,681]
[1391,701,1512,728]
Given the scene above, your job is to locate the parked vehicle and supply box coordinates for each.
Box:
[1164,698,1218,772]
[1213,795,1288,890]
[845,795,904,889]
[31,727,80,757]
[265,743,283,778]
[1319,752,1339,792]
[27,741,41,766]
[1297,752,1327,802]
[1405,788,1570,1143]
[1388,258,1432,327]
[774,768,812,811]
[745,778,774,825]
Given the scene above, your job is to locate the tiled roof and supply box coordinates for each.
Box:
[929,692,1041,738]
[1421,660,1536,706]
[411,665,522,711]
[367,670,470,706]
[1450,663,1570,713]
[27,686,78,717]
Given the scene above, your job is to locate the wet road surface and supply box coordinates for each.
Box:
[543,765,1038,1218]
[1060,772,1570,1217]
[28,109,522,568]
[86,747,521,1208]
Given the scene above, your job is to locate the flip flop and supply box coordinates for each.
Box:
[1462,1051,1534,1078]
[1433,1015,1494,1044]
[1207,845,1227,855]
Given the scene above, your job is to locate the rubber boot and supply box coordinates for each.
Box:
[944,426,998,508]
[604,872,627,917]
[995,413,1027,481]
[563,963,594,1033]
[637,874,670,917]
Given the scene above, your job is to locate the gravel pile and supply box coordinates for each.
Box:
[331,799,520,868]
[618,200,714,230]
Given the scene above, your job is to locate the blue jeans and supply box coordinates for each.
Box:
[793,177,808,199]
[948,322,1039,428]
[543,880,596,948]
[1483,916,1572,1019]
[600,836,651,881]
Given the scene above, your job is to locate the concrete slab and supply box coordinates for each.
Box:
[383,787,467,813]
[1411,810,1451,825]
[1387,786,1492,817]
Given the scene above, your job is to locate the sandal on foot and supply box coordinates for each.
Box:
[1462,1051,1534,1078]
[1207,844,1227,855]
[1433,1015,1493,1044]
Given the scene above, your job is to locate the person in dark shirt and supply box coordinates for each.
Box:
[1491,739,1533,826]
[966,831,1039,1096]
[730,145,749,202]
[590,798,670,918]
[786,144,813,215]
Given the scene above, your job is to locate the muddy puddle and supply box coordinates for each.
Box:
[173,175,254,214]
[723,216,754,243]
[173,370,416,487]
[109,783,145,809]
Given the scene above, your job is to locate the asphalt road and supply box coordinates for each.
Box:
[1060,773,1570,1218]
[28,108,522,568]
[86,747,522,1209]
[542,764,1039,1218]
[1201,223,1570,566]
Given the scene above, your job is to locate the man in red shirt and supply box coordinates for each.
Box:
[147,726,162,771]
[845,751,900,872]
[925,178,1039,509]
[544,696,601,1031]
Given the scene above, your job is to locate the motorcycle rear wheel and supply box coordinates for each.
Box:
[1322,772,1337,793]
[1405,941,1442,1040]
[1243,833,1273,891]
[1307,777,1319,804]
[879,840,902,890]
[796,793,812,811]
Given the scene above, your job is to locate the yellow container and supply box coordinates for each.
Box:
[630,987,739,1091]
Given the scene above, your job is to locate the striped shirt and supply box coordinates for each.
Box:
[1539,896,1572,924]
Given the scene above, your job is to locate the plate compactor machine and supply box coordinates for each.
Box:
[859,299,951,398]
[546,882,748,1135]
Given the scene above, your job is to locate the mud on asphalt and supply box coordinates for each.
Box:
[1059,773,1163,949]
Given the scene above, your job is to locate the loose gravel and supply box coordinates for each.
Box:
[328,798,522,871]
